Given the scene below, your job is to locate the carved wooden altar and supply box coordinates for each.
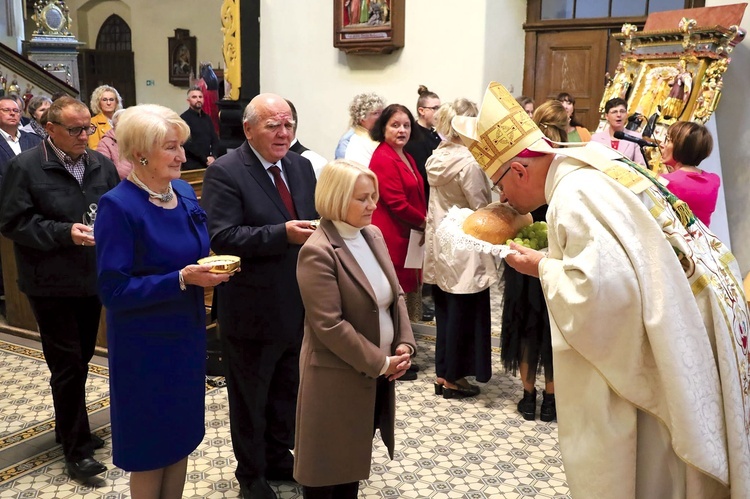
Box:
[597,4,747,171]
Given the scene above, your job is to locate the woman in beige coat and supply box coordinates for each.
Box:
[423,98,497,398]
[294,159,417,498]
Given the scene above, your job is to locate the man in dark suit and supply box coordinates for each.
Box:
[0,96,42,184]
[201,94,317,499]
[0,96,119,480]
[0,96,43,301]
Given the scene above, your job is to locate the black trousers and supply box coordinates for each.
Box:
[221,333,300,484]
[27,295,101,462]
[303,481,359,499]
[433,287,492,383]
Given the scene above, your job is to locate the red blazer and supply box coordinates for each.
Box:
[369,142,426,293]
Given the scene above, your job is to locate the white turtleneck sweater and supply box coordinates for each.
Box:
[332,220,394,375]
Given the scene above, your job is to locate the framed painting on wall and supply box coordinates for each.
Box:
[333,0,404,54]
[168,29,196,87]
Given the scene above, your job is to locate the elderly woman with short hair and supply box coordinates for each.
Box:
[20,95,52,138]
[88,85,123,150]
[340,92,385,166]
[294,159,416,499]
[95,104,232,498]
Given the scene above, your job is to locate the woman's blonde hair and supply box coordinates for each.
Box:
[315,159,379,221]
[435,98,478,141]
[532,100,569,143]
[89,85,124,115]
[117,104,190,165]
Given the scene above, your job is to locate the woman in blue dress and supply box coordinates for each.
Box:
[95,104,232,498]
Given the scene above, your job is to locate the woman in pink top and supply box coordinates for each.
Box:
[659,121,719,226]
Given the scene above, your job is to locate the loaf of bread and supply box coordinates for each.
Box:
[462,203,533,245]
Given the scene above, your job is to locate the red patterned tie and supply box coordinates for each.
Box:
[269,165,297,219]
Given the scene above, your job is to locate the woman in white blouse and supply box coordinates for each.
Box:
[294,159,417,498]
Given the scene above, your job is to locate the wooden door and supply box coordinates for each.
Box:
[525,30,609,131]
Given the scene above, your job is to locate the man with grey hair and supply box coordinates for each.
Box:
[453,82,750,498]
[202,93,317,499]
[0,95,42,303]
[0,96,42,181]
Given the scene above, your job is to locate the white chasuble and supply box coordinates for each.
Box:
[538,153,749,499]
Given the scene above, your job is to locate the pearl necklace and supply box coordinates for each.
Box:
[129,172,174,203]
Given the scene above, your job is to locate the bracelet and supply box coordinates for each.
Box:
[178,270,186,291]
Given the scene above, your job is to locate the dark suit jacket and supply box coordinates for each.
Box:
[0,130,43,187]
[201,141,317,342]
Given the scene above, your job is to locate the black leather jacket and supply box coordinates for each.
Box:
[0,140,119,296]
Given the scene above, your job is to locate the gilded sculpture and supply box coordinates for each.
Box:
[221,0,241,101]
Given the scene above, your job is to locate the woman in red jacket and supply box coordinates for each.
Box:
[368,104,427,322]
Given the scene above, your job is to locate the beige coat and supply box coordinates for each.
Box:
[423,141,498,293]
[294,220,417,487]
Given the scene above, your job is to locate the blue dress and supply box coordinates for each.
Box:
[95,179,209,471]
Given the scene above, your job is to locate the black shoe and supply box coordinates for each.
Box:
[91,434,105,450]
[408,362,420,373]
[399,369,418,381]
[540,391,556,422]
[240,477,275,499]
[456,380,480,395]
[66,457,107,480]
[440,382,480,399]
[266,467,295,482]
[517,388,537,421]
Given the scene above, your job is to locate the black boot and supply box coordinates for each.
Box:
[517,388,536,421]
[540,391,556,422]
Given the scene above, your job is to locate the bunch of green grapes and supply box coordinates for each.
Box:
[505,221,548,250]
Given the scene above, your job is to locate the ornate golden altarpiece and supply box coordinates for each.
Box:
[597,4,747,171]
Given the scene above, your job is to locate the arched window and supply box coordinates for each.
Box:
[96,15,131,52]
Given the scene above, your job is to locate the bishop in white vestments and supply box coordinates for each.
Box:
[453,82,750,499]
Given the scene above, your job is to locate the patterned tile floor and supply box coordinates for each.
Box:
[0,285,570,498]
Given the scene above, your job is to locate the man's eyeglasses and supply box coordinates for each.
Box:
[420,106,440,111]
[100,98,116,103]
[51,122,98,137]
[0,107,21,115]
[493,167,512,193]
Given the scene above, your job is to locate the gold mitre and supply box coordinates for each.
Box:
[452,82,552,183]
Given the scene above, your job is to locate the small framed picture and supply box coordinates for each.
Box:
[168,29,196,87]
[333,0,404,54]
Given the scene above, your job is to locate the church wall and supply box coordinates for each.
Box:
[705,0,750,276]
[258,0,526,162]
[1,0,24,53]
[68,0,225,112]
